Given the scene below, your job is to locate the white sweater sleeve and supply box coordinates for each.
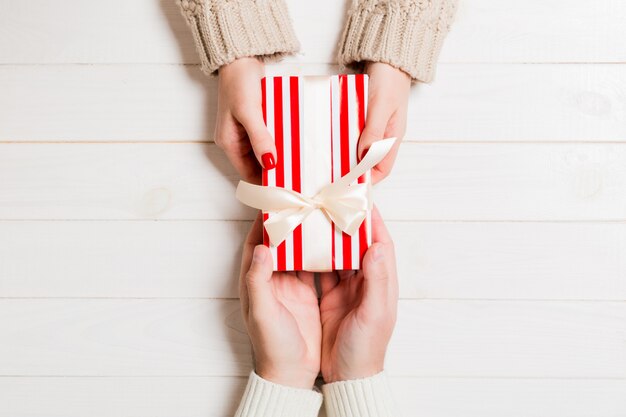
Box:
[322,371,400,417]
[233,371,323,417]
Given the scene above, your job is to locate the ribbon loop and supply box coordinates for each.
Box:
[236,137,396,247]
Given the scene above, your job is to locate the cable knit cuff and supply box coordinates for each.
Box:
[177,0,300,76]
[234,371,323,417]
[338,0,458,83]
[322,371,400,417]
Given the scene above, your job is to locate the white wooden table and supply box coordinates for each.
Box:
[1,1,625,416]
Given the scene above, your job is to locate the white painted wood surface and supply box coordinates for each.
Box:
[2,64,625,141]
[0,0,624,416]
[1,143,626,221]
[2,221,625,299]
[1,299,624,377]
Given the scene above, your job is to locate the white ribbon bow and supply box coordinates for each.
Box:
[236,138,396,247]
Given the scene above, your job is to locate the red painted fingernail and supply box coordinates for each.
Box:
[262,153,276,170]
[360,147,369,160]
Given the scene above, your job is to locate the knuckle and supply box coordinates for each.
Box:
[214,135,228,149]
[219,138,238,152]
[244,271,257,285]
[244,273,262,292]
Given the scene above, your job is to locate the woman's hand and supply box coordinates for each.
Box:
[239,215,321,388]
[216,57,276,183]
[319,208,399,382]
[359,62,411,183]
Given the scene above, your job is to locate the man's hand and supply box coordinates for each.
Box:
[239,216,321,388]
[319,208,399,382]
[216,57,276,183]
[359,62,411,183]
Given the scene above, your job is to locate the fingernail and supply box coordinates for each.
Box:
[261,153,276,170]
[252,246,266,263]
[360,147,369,161]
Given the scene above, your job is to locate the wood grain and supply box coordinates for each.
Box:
[0,299,624,378]
[1,143,625,221]
[1,64,625,142]
[0,0,625,64]
[1,221,625,300]
[1,376,624,417]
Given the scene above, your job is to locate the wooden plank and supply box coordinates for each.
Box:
[1,221,625,300]
[1,376,624,417]
[1,143,625,221]
[0,299,623,377]
[0,377,247,417]
[2,64,625,142]
[0,221,248,299]
[439,0,626,63]
[0,0,625,64]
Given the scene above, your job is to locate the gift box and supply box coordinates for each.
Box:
[236,75,395,272]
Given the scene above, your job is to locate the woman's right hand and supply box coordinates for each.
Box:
[215,57,276,182]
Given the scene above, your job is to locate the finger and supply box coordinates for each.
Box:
[298,272,318,297]
[245,244,275,314]
[238,112,277,171]
[241,214,265,276]
[215,117,262,183]
[361,206,398,310]
[370,206,392,245]
[245,213,265,246]
[371,139,400,184]
[239,214,265,314]
[226,148,262,184]
[357,101,393,161]
[360,242,392,312]
[239,270,249,318]
[319,272,340,297]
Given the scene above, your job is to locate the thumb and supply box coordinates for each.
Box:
[240,114,277,170]
[245,245,275,313]
[358,104,391,161]
[360,242,390,313]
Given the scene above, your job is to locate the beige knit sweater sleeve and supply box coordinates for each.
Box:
[176,0,457,79]
[176,0,300,75]
[338,0,458,82]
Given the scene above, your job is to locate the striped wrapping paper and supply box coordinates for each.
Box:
[261,74,372,272]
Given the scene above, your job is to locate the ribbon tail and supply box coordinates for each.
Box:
[321,184,369,237]
[324,206,367,237]
[236,181,317,247]
[312,139,395,237]
[264,207,314,247]
[331,137,396,189]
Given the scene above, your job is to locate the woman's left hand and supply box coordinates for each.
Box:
[359,62,411,183]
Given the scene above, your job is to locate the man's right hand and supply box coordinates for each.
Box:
[319,207,399,383]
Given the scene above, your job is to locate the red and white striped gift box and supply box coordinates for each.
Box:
[261,74,372,272]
